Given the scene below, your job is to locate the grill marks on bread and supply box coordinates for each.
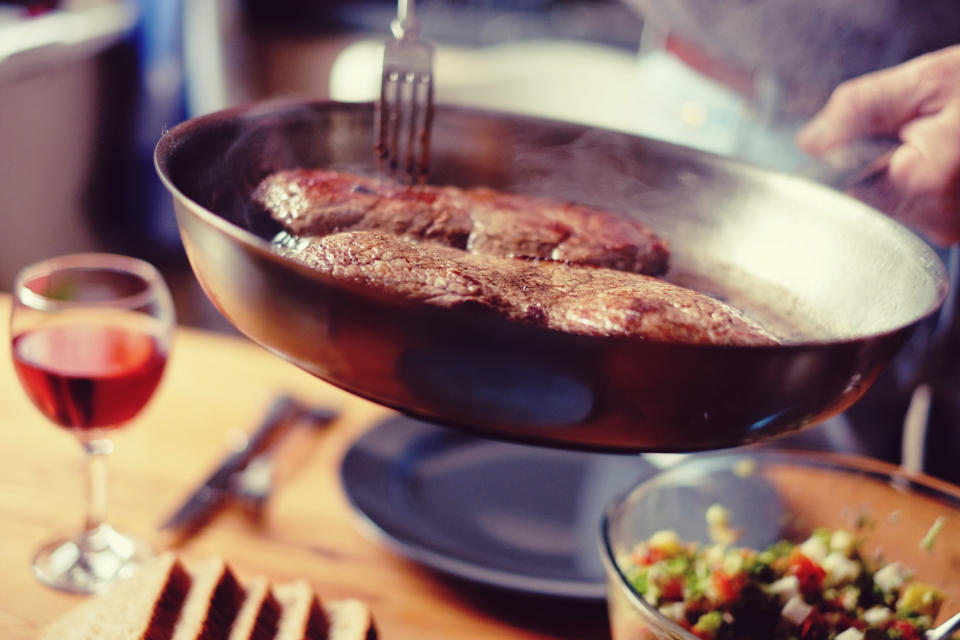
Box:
[254,169,670,276]
[274,581,329,640]
[173,557,244,640]
[228,576,281,640]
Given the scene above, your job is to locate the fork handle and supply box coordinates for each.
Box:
[928,611,960,640]
[391,0,418,39]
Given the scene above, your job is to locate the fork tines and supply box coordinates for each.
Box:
[376,36,434,184]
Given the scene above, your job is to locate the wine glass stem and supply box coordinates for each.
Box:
[82,438,113,537]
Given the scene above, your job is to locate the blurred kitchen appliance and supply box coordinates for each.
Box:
[180,0,645,123]
[0,1,140,289]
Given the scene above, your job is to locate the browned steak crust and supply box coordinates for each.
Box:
[254,169,670,276]
[280,231,777,346]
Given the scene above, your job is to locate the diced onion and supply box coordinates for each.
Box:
[800,536,828,563]
[649,530,683,555]
[822,552,861,587]
[874,563,908,593]
[830,530,855,556]
[782,595,813,625]
[835,627,864,640]
[863,606,893,627]
[659,602,686,623]
[766,575,800,602]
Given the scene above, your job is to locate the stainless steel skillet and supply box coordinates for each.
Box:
[154,100,948,452]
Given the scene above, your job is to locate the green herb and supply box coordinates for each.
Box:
[694,611,724,633]
[749,560,774,582]
[631,572,648,594]
[919,516,945,553]
[665,554,691,576]
[855,513,877,532]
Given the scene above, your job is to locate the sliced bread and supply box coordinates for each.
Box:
[172,556,245,640]
[227,575,281,640]
[274,580,328,640]
[39,554,379,640]
[39,551,191,640]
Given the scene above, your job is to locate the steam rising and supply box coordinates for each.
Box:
[626,0,960,119]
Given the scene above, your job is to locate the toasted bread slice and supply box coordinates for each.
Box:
[325,599,378,640]
[274,580,328,640]
[172,556,245,640]
[228,575,282,640]
[39,552,191,640]
[39,554,378,640]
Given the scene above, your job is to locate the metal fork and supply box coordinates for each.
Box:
[375,0,435,184]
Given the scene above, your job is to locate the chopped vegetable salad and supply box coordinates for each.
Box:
[621,525,948,640]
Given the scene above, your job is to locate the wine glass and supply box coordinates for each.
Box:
[10,253,175,593]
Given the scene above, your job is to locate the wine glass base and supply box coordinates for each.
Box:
[32,524,153,594]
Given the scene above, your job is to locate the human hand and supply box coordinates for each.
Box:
[797,45,960,246]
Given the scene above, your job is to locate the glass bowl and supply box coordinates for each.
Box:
[599,449,960,640]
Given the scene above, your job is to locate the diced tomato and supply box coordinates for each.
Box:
[631,547,669,566]
[799,609,826,640]
[662,576,684,601]
[788,549,826,597]
[888,619,923,640]
[711,570,745,605]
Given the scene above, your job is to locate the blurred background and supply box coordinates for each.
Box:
[0,0,653,330]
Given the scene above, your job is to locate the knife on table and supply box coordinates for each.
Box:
[160,395,337,537]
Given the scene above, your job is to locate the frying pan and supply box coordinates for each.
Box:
[154,100,948,452]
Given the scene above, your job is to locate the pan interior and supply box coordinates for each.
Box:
[160,101,947,345]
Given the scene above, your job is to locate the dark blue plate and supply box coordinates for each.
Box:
[340,415,658,600]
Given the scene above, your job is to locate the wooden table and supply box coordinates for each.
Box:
[0,294,610,640]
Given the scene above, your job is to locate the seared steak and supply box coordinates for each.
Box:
[278,231,777,346]
[254,169,670,276]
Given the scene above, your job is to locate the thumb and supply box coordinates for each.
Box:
[797,62,929,155]
[888,107,960,196]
